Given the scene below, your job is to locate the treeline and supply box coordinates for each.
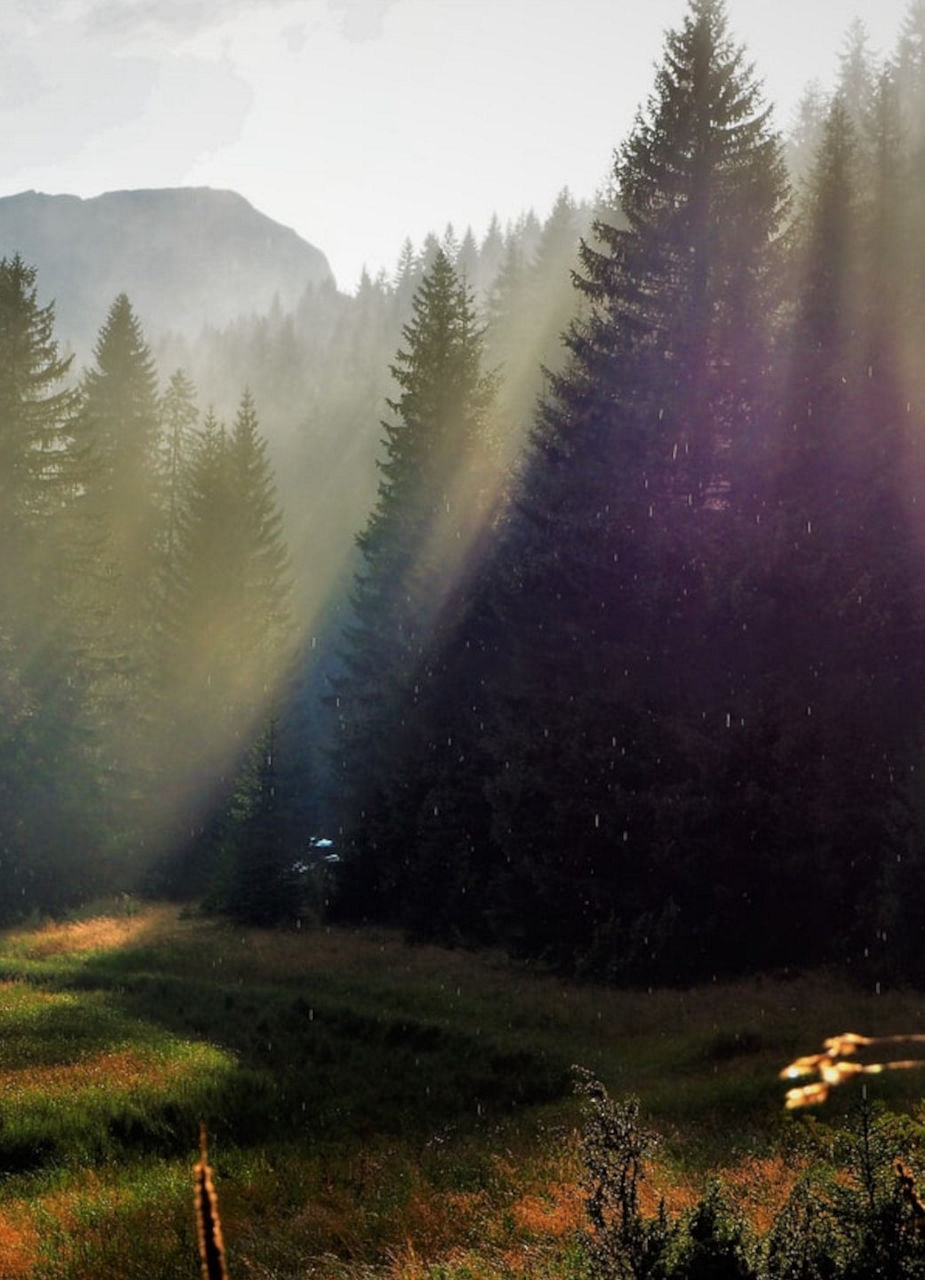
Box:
[0,274,296,923]
[5,0,925,982]
[152,188,595,834]
[330,0,925,984]
[154,192,593,612]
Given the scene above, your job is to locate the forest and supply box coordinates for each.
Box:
[3,0,925,995]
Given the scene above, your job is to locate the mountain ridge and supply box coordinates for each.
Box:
[0,186,335,358]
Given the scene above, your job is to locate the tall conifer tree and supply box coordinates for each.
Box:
[0,257,101,917]
[480,0,789,975]
[161,393,293,893]
[77,294,163,854]
[334,250,495,918]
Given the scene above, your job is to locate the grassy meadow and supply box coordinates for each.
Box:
[1,904,924,1278]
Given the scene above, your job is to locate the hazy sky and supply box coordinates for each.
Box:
[0,0,914,292]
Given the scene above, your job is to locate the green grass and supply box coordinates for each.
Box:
[1,905,924,1277]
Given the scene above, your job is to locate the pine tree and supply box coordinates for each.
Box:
[0,256,83,600]
[484,190,591,465]
[224,722,296,925]
[785,81,829,185]
[226,389,293,717]
[837,19,877,135]
[333,250,496,919]
[158,367,199,576]
[740,88,925,967]
[479,0,790,975]
[0,257,102,918]
[80,294,162,613]
[477,215,505,298]
[77,293,163,856]
[455,227,479,290]
[161,393,293,897]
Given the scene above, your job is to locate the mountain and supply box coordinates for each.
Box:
[0,187,335,357]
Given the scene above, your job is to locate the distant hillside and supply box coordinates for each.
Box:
[0,187,335,358]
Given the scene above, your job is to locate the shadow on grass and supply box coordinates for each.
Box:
[0,933,572,1179]
[81,962,572,1141]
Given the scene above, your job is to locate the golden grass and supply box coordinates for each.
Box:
[716,1154,802,1234]
[2,903,185,959]
[38,1172,131,1237]
[0,1139,809,1280]
[0,1046,208,1103]
[511,1181,585,1237]
[1,903,920,1279]
[0,1208,39,1280]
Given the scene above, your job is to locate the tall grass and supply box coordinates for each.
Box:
[3,904,925,1277]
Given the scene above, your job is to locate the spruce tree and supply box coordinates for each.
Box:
[158,367,199,576]
[484,190,591,465]
[480,0,790,976]
[80,293,162,620]
[0,257,102,917]
[227,389,293,713]
[333,250,496,920]
[224,722,296,925]
[162,393,293,897]
[77,294,164,854]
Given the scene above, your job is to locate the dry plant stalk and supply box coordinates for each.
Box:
[895,1159,925,1231]
[195,1123,230,1280]
[781,1032,925,1108]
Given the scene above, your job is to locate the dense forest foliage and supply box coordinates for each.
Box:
[3,0,925,984]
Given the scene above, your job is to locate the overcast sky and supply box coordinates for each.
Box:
[0,0,914,292]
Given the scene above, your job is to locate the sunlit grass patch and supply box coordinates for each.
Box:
[0,1040,230,1106]
[0,977,238,1172]
[1,904,924,1277]
[511,1181,585,1238]
[0,1204,40,1280]
[26,1161,196,1280]
[715,1153,804,1234]
[0,902,191,961]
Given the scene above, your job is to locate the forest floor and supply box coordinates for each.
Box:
[0,902,923,1279]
